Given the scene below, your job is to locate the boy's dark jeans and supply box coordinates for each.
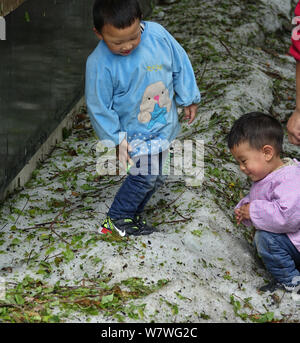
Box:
[108,151,168,220]
[254,230,300,286]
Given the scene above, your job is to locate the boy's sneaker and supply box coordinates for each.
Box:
[258,281,285,293]
[283,283,300,294]
[134,215,156,235]
[99,217,150,237]
[99,218,113,235]
[259,280,300,293]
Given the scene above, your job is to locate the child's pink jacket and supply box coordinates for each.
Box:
[236,161,300,252]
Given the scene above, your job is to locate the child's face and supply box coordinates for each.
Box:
[95,19,141,56]
[230,142,273,182]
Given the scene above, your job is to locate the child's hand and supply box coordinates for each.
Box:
[240,203,250,220]
[234,208,242,225]
[117,139,133,171]
[184,104,198,124]
[234,203,250,225]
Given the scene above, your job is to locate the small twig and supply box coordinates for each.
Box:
[0,302,23,310]
[278,291,286,304]
[145,189,186,214]
[166,189,187,208]
[0,223,8,232]
[218,38,234,59]
[43,251,63,262]
[156,218,191,225]
[231,293,262,316]
[26,249,34,265]
[198,59,208,85]
[14,198,29,226]
[48,162,94,180]
[173,206,191,221]
[48,207,71,245]
[22,221,65,231]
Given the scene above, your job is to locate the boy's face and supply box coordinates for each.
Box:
[95,19,141,56]
[230,141,273,182]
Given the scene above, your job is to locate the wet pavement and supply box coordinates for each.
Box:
[0,0,98,197]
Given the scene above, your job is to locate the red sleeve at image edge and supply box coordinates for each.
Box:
[289,1,300,61]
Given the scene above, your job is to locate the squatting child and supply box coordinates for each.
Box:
[85,0,200,237]
[227,112,300,293]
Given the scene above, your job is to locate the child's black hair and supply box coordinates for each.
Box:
[227,112,283,155]
[93,0,142,33]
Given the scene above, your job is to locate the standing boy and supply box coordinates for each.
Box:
[85,0,200,236]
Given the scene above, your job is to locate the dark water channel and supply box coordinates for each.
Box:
[0,0,98,198]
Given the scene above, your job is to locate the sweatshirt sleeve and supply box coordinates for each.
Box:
[162,28,201,106]
[289,1,300,61]
[249,178,300,234]
[85,55,126,148]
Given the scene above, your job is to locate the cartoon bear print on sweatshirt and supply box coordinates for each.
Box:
[138,81,172,130]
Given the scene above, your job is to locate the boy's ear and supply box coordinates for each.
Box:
[93,27,103,40]
[262,145,274,161]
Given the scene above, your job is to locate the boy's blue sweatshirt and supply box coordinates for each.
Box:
[85,21,201,156]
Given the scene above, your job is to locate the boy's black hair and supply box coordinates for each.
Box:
[93,0,142,33]
[227,112,283,155]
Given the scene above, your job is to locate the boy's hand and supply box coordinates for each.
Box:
[117,139,133,171]
[184,104,198,124]
[234,203,250,225]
